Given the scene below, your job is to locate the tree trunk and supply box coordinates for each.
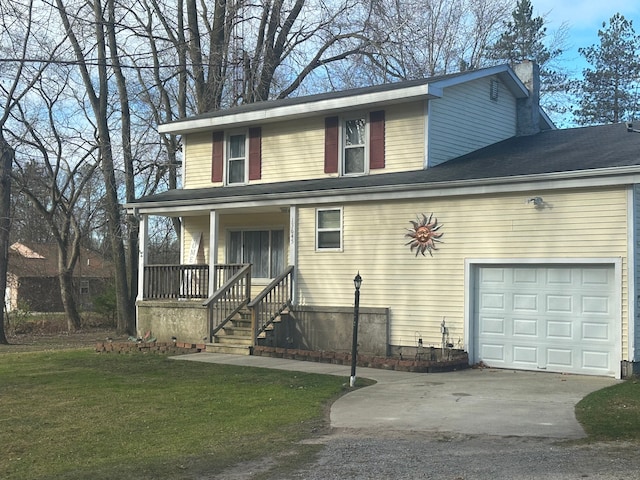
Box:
[0,135,14,344]
[59,270,82,331]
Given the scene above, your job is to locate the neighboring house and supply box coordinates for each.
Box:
[6,242,113,312]
[127,61,640,378]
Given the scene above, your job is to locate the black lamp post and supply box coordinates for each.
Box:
[350,272,362,387]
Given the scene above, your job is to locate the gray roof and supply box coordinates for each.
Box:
[161,68,497,126]
[130,123,640,209]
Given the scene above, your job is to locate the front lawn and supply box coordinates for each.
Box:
[576,378,640,441]
[0,350,347,479]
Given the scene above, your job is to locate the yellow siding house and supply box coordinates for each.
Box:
[127,62,640,378]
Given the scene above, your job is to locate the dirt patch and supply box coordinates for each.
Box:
[1,328,125,353]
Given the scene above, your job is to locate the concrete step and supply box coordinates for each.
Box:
[220,326,252,336]
[213,335,253,346]
[205,343,252,355]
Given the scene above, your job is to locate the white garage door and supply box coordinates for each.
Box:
[475,265,618,377]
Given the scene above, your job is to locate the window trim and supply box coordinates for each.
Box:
[225,130,249,185]
[316,207,343,251]
[341,114,369,176]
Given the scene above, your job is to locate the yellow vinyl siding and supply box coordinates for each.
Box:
[374,102,425,173]
[182,103,428,188]
[428,77,516,167]
[183,133,215,189]
[260,118,328,183]
[296,187,629,354]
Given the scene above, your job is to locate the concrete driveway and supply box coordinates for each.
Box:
[174,353,619,439]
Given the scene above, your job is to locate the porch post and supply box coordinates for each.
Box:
[209,210,219,296]
[289,206,297,303]
[136,213,148,302]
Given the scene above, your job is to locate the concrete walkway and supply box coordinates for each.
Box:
[173,352,619,439]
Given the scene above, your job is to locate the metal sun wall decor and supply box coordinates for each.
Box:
[405,213,443,257]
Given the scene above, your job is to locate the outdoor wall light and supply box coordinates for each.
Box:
[527,196,544,207]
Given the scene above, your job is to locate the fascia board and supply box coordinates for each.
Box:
[158,85,443,135]
[126,166,640,215]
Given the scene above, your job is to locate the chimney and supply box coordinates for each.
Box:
[513,60,540,136]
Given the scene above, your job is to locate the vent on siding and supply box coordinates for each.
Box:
[490,79,499,101]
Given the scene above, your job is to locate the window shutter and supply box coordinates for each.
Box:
[369,110,385,169]
[324,116,339,174]
[248,127,262,180]
[211,131,224,182]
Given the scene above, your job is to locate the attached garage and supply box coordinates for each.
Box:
[469,261,621,377]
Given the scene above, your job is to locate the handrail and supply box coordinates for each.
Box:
[204,264,252,339]
[248,266,294,342]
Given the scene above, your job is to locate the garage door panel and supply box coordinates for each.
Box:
[481,344,505,362]
[581,322,610,341]
[547,268,573,285]
[481,293,505,310]
[513,294,537,311]
[514,268,538,284]
[583,351,610,370]
[582,296,610,314]
[480,268,506,284]
[546,295,573,313]
[479,316,505,335]
[582,268,610,286]
[475,265,617,377]
[546,320,572,339]
[513,318,537,336]
[513,345,538,365]
[546,348,574,368]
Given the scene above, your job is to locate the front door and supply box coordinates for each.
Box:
[228,229,284,280]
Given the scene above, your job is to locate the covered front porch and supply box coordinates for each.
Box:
[135,205,297,352]
[137,263,294,352]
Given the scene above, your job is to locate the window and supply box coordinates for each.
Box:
[324,111,384,175]
[343,117,366,174]
[316,208,342,250]
[228,229,284,278]
[80,280,89,295]
[227,133,246,184]
[212,128,262,183]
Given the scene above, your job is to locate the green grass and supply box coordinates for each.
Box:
[576,378,640,441]
[0,350,349,479]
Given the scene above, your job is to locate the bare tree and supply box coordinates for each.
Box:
[8,73,101,331]
[327,0,512,87]
[55,0,135,334]
[0,0,61,343]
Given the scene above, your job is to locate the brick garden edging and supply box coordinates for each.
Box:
[253,346,469,373]
[95,341,206,355]
[95,342,469,373]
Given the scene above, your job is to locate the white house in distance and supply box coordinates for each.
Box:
[127,61,640,378]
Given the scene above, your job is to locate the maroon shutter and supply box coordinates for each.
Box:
[248,127,262,180]
[324,116,339,173]
[211,131,224,182]
[369,110,385,169]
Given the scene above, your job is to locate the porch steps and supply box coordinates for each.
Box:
[206,313,253,355]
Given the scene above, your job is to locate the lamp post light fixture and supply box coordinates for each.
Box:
[350,272,362,388]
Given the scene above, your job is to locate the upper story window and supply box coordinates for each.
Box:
[343,117,367,175]
[227,133,247,184]
[325,110,384,176]
[211,127,262,185]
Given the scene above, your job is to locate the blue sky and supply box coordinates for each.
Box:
[533,0,640,77]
